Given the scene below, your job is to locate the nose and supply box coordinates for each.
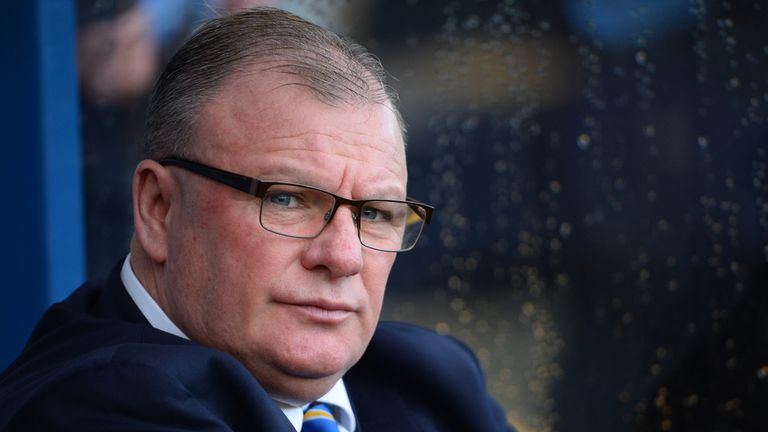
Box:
[300,205,363,278]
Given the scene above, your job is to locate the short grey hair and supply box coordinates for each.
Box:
[143,7,404,160]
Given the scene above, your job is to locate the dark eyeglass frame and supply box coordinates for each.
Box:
[159,157,433,252]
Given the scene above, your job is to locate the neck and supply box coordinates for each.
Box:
[129,238,163,308]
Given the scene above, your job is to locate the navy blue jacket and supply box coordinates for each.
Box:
[0,266,513,431]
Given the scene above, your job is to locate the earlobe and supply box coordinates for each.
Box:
[132,159,174,264]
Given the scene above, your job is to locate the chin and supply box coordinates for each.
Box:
[235,347,351,400]
[269,368,345,406]
[279,349,351,380]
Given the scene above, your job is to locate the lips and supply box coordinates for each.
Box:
[278,299,356,324]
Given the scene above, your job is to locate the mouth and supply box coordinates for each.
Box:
[280,300,355,324]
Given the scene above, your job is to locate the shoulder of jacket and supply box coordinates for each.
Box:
[364,321,484,381]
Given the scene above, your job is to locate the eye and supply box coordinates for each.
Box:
[361,206,392,221]
[361,208,378,220]
[266,190,301,207]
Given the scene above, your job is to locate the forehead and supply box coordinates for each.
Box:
[192,69,407,194]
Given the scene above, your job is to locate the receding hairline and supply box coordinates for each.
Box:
[180,52,406,154]
[142,7,405,160]
[184,63,406,155]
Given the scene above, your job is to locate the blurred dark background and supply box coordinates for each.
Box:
[5,1,768,431]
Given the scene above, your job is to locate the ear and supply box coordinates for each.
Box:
[132,159,175,264]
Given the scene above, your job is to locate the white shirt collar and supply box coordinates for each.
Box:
[119,255,356,431]
[121,254,188,339]
[279,380,355,432]
[314,380,355,432]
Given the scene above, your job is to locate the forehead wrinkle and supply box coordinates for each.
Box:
[255,125,405,167]
[196,72,406,194]
[196,112,406,195]
[206,74,404,158]
[270,132,402,160]
[257,146,406,192]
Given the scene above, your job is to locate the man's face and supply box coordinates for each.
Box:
[157,70,406,404]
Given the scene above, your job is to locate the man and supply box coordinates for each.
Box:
[0,7,513,431]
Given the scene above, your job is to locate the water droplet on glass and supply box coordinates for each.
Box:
[577,133,591,150]
[635,50,648,65]
[758,365,768,380]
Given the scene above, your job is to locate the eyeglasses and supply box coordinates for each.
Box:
[159,157,433,252]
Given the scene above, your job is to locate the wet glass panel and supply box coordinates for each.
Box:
[79,1,768,430]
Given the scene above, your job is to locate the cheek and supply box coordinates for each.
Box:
[166,196,273,327]
[195,198,270,270]
[362,253,396,313]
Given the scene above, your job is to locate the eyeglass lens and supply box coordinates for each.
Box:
[259,184,426,252]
